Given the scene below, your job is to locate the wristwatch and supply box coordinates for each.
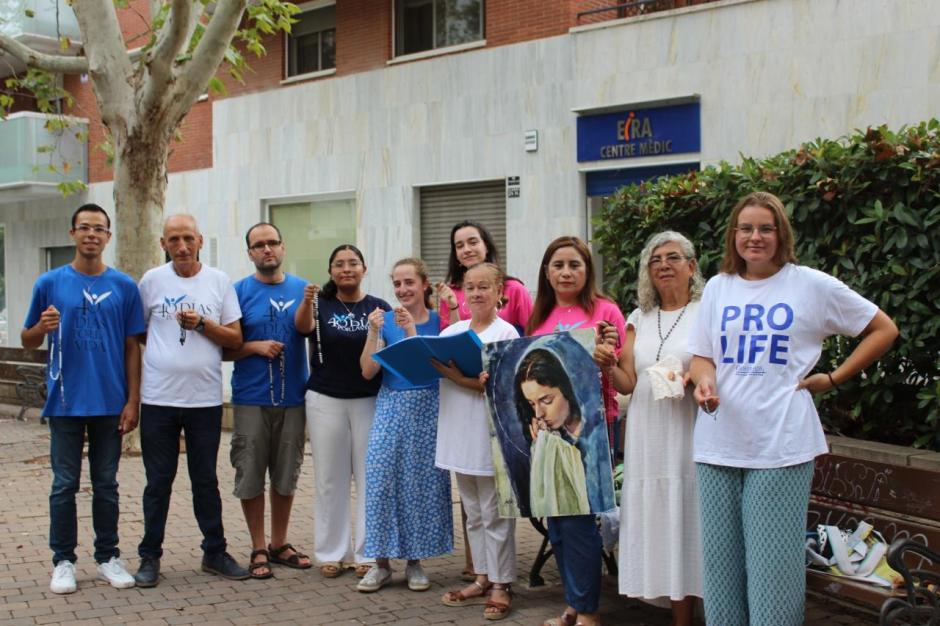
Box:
[194,316,206,332]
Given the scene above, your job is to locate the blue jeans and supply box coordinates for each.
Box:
[546,514,602,613]
[138,404,227,559]
[48,415,122,565]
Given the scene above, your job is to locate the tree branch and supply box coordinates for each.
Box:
[71,0,135,126]
[0,32,89,74]
[166,0,247,123]
[141,0,194,114]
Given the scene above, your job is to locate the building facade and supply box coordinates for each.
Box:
[0,0,937,350]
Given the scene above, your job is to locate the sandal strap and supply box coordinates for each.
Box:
[250,548,270,561]
[268,543,294,558]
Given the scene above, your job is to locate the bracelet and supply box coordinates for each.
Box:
[827,372,840,392]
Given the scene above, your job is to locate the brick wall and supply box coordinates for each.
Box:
[487,0,571,46]
[337,0,391,75]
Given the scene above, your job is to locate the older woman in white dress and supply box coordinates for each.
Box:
[594,231,705,626]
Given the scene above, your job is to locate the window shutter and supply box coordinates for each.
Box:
[419,180,506,283]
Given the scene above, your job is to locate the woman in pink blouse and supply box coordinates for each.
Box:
[528,235,624,626]
[438,221,533,336]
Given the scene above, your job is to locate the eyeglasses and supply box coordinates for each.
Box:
[331,259,362,269]
[735,224,777,237]
[648,253,687,268]
[249,240,282,251]
[74,224,110,235]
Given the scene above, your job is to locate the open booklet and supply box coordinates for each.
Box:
[372,329,484,387]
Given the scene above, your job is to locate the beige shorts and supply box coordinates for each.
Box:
[230,405,306,499]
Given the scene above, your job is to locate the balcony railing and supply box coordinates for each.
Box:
[0,112,88,203]
[576,0,721,26]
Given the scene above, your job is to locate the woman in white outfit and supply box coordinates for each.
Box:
[595,231,705,626]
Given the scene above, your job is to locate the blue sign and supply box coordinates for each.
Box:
[576,102,700,163]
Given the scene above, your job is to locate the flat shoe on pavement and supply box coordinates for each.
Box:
[405,563,431,591]
[134,557,161,588]
[356,565,392,592]
[97,556,135,589]
[201,551,249,580]
[50,561,77,594]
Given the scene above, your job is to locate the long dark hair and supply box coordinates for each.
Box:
[514,349,581,445]
[321,244,365,300]
[392,257,435,310]
[526,236,608,335]
[445,221,501,286]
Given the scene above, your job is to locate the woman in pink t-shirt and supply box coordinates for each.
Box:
[437,221,533,336]
[528,236,624,626]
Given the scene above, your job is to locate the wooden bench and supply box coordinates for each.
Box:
[0,347,48,421]
[807,449,940,612]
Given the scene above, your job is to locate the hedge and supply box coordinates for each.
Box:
[594,120,940,450]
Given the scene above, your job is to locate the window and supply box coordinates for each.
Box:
[395,0,484,57]
[286,3,336,78]
[45,246,75,271]
[268,197,356,286]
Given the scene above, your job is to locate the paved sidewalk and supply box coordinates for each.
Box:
[0,410,875,625]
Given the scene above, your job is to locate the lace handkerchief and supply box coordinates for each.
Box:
[645,354,685,401]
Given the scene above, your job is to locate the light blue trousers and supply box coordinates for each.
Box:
[696,461,814,626]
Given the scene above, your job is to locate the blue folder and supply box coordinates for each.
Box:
[372,330,484,387]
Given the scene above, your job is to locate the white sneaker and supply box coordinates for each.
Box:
[405,562,430,591]
[356,565,392,593]
[50,561,77,594]
[96,556,136,589]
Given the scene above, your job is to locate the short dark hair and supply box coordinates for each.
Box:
[71,203,111,230]
[245,222,283,248]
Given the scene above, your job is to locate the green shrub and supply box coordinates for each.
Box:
[594,120,940,450]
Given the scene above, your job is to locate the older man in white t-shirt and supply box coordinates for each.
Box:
[133,214,247,587]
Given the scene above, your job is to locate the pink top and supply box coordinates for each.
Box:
[439,278,533,333]
[530,297,626,423]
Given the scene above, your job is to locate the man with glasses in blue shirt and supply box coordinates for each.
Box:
[22,203,146,594]
[225,222,310,578]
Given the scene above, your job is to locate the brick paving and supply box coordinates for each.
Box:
[0,407,876,625]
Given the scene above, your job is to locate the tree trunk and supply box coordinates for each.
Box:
[112,125,170,453]
[112,126,170,282]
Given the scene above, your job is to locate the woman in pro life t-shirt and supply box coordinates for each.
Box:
[688,191,898,626]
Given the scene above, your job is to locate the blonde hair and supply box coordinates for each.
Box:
[636,231,705,312]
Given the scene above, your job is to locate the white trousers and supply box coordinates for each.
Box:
[306,390,375,565]
[455,473,516,584]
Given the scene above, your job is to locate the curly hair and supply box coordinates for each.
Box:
[636,231,705,312]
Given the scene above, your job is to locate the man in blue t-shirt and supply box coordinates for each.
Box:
[22,203,146,595]
[225,222,310,579]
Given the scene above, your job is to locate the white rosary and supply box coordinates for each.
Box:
[314,291,323,364]
[48,323,65,405]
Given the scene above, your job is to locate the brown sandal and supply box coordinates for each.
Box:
[249,549,273,580]
[355,562,375,578]
[484,584,512,620]
[442,580,492,607]
[268,543,312,569]
[319,561,343,578]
